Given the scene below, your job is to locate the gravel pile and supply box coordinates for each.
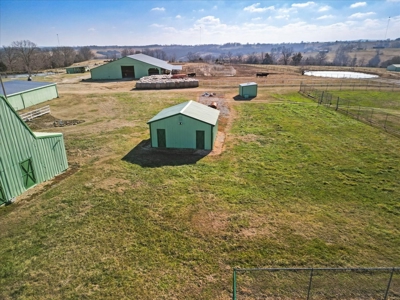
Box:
[136,75,199,89]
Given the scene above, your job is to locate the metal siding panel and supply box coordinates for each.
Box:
[7,94,25,110]
[20,86,58,108]
[0,96,68,201]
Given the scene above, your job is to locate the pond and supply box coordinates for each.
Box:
[304,71,378,79]
[2,72,56,79]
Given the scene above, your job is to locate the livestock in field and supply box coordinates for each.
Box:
[256,72,269,77]
[187,72,196,77]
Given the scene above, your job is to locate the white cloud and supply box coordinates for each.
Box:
[244,3,274,13]
[196,16,221,26]
[292,2,315,8]
[349,12,375,18]
[276,14,290,20]
[213,5,218,10]
[318,5,331,12]
[88,28,95,32]
[176,15,181,19]
[350,2,367,8]
[317,15,334,20]
[252,17,262,21]
[151,7,165,12]
[150,23,164,28]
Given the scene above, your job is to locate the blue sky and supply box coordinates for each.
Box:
[0,0,399,46]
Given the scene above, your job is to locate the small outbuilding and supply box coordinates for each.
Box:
[239,82,258,98]
[66,66,90,74]
[90,53,182,80]
[0,95,68,205]
[387,64,400,72]
[0,80,59,111]
[147,100,220,150]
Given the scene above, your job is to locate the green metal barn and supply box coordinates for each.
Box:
[66,66,90,74]
[90,53,182,80]
[239,82,258,98]
[147,100,220,150]
[0,95,68,205]
[387,64,400,72]
[0,80,59,111]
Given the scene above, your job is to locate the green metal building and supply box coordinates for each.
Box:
[0,95,68,205]
[66,66,90,74]
[90,53,182,80]
[0,80,59,111]
[387,64,400,72]
[147,100,220,150]
[239,82,258,98]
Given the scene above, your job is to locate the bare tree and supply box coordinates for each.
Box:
[316,51,328,65]
[11,40,39,75]
[51,47,64,68]
[61,47,76,66]
[1,46,19,73]
[79,46,94,61]
[121,48,130,57]
[280,46,293,65]
[333,45,350,66]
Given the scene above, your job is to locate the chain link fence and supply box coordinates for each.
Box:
[299,83,400,137]
[233,267,400,300]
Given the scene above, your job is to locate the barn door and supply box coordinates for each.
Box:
[196,131,205,149]
[157,129,166,148]
[121,66,135,78]
[20,158,36,189]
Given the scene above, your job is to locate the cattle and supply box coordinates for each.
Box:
[187,72,196,77]
[171,74,187,79]
[256,72,269,77]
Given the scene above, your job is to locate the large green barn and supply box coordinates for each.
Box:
[147,100,220,150]
[0,95,68,205]
[0,80,59,111]
[90,53,182,80]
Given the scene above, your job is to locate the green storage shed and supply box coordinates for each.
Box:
[0,80,59,111]
[0,95,68,205]
[239,82,258,98]
[66,66,90,74]
[387,64,400,72]
[147,100,220,150]
[90,53,182,80]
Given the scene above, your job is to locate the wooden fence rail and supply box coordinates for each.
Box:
[19,105,50,121]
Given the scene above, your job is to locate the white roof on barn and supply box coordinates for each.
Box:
[147,100,220,125]
[128,53,182,71]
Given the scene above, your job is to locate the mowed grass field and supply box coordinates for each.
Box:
[0,87,400,299]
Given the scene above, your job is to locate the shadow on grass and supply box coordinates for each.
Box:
[122,139,210,167]
[233,94,255,101]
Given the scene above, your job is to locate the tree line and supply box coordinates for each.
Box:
[0,40,95,75]
[185,45,400,68]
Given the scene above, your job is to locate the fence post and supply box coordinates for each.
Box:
[383,268,394,300]
[319,91,324,105]
[307,268,314,300]
[384,113,389,130]
[232,269,237,300]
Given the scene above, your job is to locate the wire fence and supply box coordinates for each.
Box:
[199,78,400,91]
[299,83,400,137]
[233,267,400,300]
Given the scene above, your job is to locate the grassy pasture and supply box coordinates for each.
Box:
[0,89,400,299]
